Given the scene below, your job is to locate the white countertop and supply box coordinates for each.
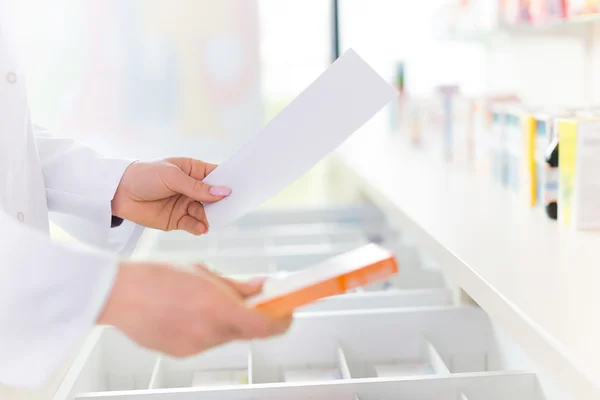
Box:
[336,123,600,398]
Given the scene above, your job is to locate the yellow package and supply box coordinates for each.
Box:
[521,113,536,207]
[558,118,600,229]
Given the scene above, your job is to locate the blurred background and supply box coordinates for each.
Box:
[7,2,600,397]
[12,0,599,207]
[12,0,482,208]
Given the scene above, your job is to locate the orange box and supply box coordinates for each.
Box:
[246,244,399,317]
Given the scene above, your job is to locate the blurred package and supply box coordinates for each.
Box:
[503,0,533,24]
[473,94,518,175]
[568,0,600,16]
[435,85,461,161]
[530,108,574,213]
[558,117,600,229]
[452,94,477,168]
[530,0,568,20]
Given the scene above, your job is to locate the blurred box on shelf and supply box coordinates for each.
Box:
[503,0,533,24]
[558,117,600,229]
[567,0,600,16]
[489,100,521,187]
[547,0,569,18]
[452,95,477,168]
[520,109,537,206]
[530,0,568,21]
[399,95,437,150]
[503,105,526,195]
[440,0,503,34]
[389,62,407,136]
[473,94,519,178]
[435,85,461,161]
[473,99,493,175]
[529,108,575,217]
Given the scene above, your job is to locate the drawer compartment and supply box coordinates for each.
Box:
[55,307,541,400]
[139,206,395,256]
[75,373,537,400]
[299,289,453,312]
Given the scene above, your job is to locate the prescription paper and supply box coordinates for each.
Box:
[203,49,397,228]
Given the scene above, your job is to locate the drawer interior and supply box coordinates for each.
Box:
[55,206,550,400]
[60,308,541,400]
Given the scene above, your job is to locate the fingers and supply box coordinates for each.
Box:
[187,201,208,226]
[223,277,266,297]
[169,168,231,203]
[167,158,226,203]
[264,314,293,336]
[190,159,218,180]
[168,158,219,180]
[190,266,292,340]
[192,264,265,298]
[227,306,294,340]
[178,215,207,236]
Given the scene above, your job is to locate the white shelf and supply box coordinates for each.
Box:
[444,14,600,42]
[335,128,600,399]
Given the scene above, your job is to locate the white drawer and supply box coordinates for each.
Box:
[54,307,539,400]
[298,289,453,312]
[151,224,394,250]
[231,206,385,227]
[49,205,575,400]
[146,242,424,278]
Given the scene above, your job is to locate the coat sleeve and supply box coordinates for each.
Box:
[0,208,119,388]
[34,126,144,255]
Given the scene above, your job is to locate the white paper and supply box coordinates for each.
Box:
[203,49,397,228]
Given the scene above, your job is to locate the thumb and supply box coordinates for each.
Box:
[193,264,265,297]
[225,277,266,298]
[170,168,231,203]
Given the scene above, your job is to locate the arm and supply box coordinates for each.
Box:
[0,212,293,389]
[0,210,118,387]
[34,126,144,255]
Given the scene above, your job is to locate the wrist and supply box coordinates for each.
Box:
[111,161,138,220]
[97,261,137,326]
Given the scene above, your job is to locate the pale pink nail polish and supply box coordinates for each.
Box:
[209,186,232,196]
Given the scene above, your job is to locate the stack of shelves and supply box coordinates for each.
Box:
[54,206,549,400]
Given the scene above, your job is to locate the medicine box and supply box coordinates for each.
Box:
[530,109,574,209]
[530,0,568,20]
[492,104,522,191]
[503,0,532,24]
[451,95,475,168]
[246,243,399,317]
[472,99,491,176]
[568,0,600,16]
[520,110,536,206]
[558,118,600,229]
[490,104,508,185]
[435,85,460,161]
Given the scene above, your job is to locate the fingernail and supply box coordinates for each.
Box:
[209,186,232,196]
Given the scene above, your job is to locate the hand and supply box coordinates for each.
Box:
[98,262,293,357]
[111,158,230,235]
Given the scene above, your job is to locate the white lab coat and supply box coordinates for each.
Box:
[0,0,144,388]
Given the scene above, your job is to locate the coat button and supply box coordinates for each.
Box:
[6,72,17,84]
[16,212,24,222]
